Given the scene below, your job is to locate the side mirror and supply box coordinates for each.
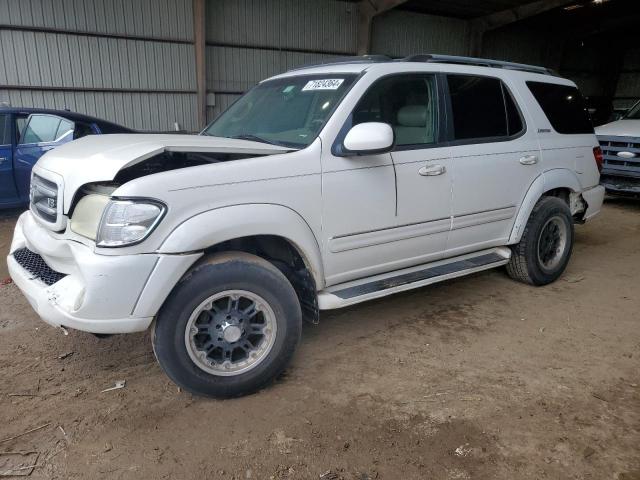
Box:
[343,122,394,155]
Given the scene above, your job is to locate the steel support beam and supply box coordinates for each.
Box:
[193,0,207,129]
[357,0,408,55]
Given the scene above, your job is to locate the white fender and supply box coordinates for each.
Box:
[158,204,324,287]
[508,169,582,244]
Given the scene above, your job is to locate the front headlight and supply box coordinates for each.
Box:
[97,199,166,247]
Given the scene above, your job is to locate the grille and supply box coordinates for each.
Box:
[12,247,67,286]
[30,174,59,224]
[597,135,640,179]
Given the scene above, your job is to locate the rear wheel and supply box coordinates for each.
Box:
[506,196,574,286]
[152,252,302,398]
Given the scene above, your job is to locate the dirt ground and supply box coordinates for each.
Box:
[0,200,638,480]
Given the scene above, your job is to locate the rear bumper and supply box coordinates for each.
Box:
[8,211,200,334]
[582,185,605,221]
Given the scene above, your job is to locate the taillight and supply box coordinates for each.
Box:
[593,146,603,173]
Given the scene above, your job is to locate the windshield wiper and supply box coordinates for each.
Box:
[230,134,278,146]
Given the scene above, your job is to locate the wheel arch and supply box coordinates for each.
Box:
[509,169,582,244]
[159,204,323,323]
[159,204,324,286]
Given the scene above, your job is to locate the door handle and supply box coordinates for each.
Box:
[519,155,538,165]
[418,164,446,176]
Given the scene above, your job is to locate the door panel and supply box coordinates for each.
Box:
[391,146,452,263]
[447,139,541,256]
[321,153,398,285]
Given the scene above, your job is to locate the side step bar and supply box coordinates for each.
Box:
[317,247,511,310]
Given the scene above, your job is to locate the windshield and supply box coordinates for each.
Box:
[202,74,358,148]
[624,101,640,120]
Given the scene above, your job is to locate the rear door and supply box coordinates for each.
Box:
[0,113,19,203]
[445,73,542,257]
[14,114,74,200]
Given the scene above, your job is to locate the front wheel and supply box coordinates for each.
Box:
[152,252,302,398]
[506,196,574,286]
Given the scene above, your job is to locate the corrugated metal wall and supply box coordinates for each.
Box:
[2,1,636,128]
[483,25,564,70]
[615,48,640,110]
[0,0,198,131]
[204,0,358,120]
[371,10,469,57]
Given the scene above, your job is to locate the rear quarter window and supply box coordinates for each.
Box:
[526,82,593,134]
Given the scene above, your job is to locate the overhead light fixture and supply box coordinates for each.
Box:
[563,4,583,10]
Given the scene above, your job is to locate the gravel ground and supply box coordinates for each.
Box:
[0,199,638,480]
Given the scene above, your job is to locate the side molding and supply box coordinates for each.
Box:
[158,204,325,286]
[508,169,582,244]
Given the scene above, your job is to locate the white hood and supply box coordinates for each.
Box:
[595,119,640,137]
[35,134,291,212]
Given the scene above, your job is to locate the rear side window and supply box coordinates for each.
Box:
[526,82,593,134]
[447,74,524,141]
[20,115,73,144]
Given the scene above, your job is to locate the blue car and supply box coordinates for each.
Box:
[0,108,133,209]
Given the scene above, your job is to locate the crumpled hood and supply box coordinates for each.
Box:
[595,119,640,137]
[35,134,291,212]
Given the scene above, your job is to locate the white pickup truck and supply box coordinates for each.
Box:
[8,55,605,398]
[595,99,640,195]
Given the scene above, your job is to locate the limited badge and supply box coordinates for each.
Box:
[302,79,344,91]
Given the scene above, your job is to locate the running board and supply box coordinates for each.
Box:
[317,247,511,310]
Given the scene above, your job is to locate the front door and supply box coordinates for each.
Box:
[0,113,18,204]
[444,73,542,257]
[320,73,451,286]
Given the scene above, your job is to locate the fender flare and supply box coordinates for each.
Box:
[508,169,582,244]
[158,203,325,287]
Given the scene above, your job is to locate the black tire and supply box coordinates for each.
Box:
[506,196,574,286]
[152,252,302,398]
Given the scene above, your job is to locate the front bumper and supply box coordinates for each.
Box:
[8,212,200,334]
[600,174,640,196]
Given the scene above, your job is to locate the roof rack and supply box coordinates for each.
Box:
[287,55,393,72]
[287,53,558,77]
[401,54,557,76]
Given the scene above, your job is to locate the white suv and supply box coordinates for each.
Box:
[8,55,605,397]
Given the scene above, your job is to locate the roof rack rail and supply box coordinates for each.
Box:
[287,55,392,72]
[401,54,557,76]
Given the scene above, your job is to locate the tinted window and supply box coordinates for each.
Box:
[0,115,9,145]
[527,82,593,134]
[447,75,523,141]
[353,75,438,146]
[20,115,63,144]
[74,121,95,139]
